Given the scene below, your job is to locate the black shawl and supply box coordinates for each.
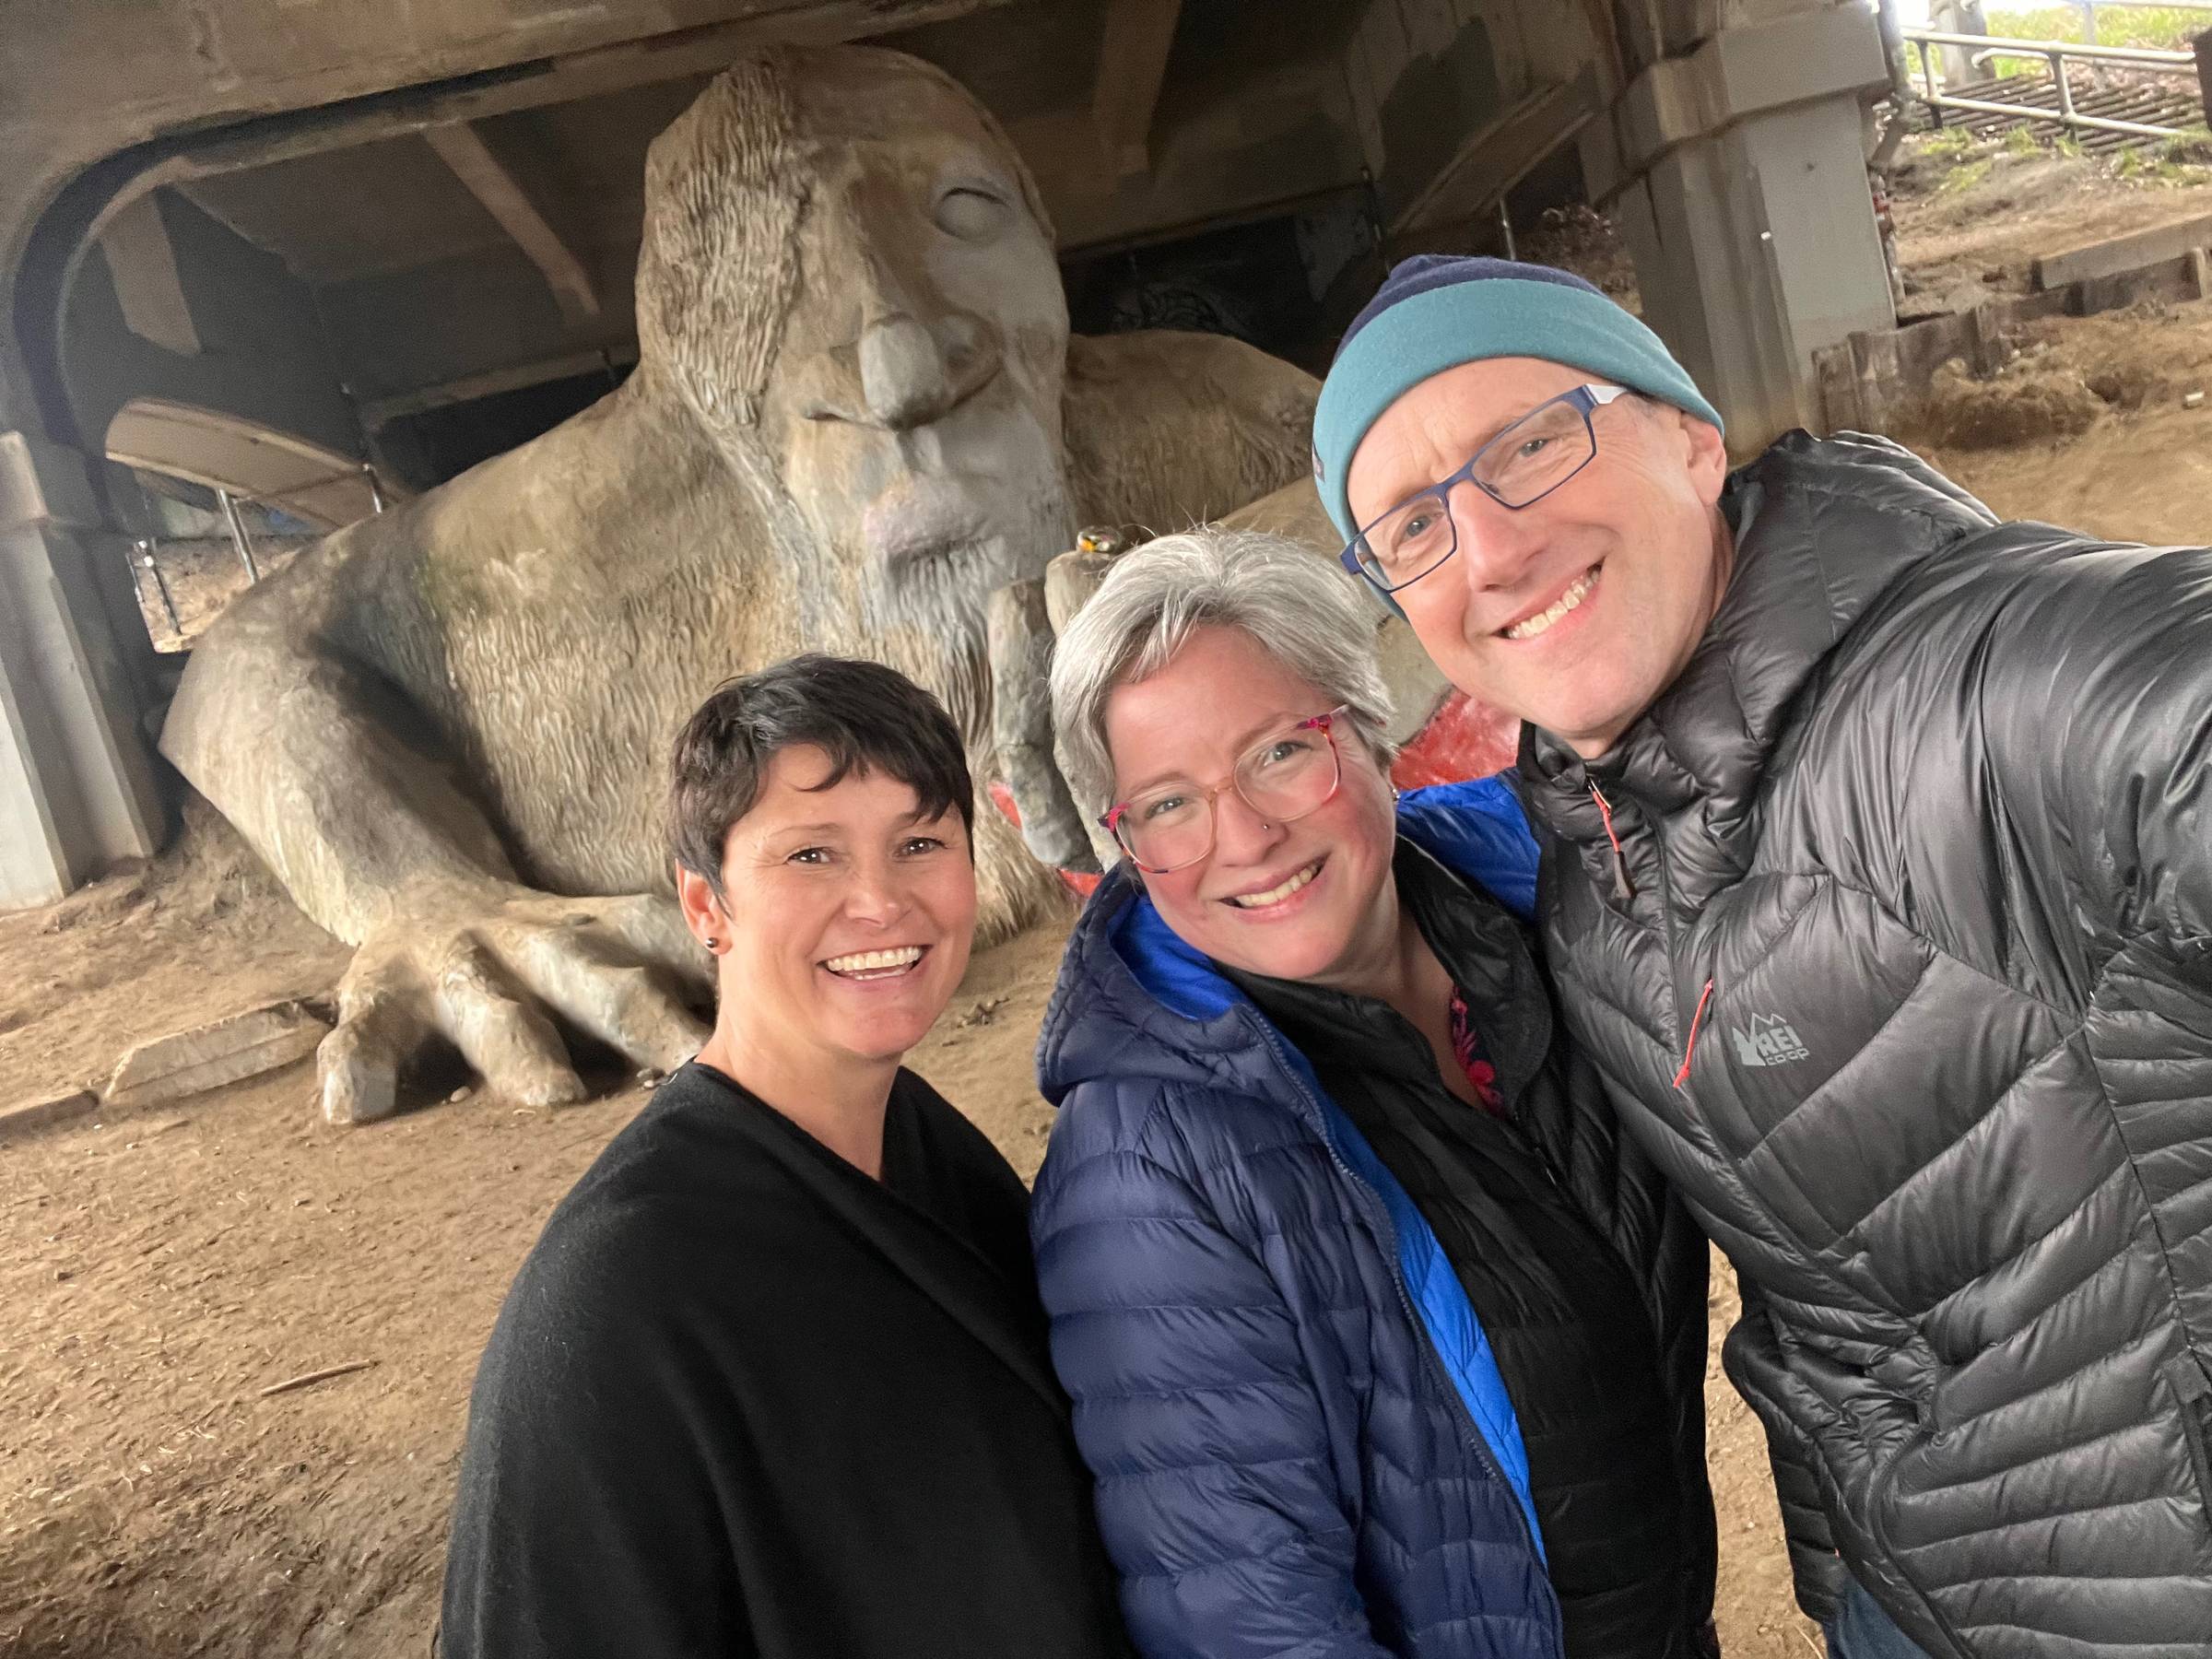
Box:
[441,1062,1131,1659]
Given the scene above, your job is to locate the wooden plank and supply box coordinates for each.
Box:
[1828,249,2207,431]
[104,398,378,529]
[106,1001,329,1109]
[2033,212,2212,291]
[1092,0,1182,177]
[98,194,200,357]
[0,1089,96,1146]
[424,122,600,326]
[1812,341,1862,433]
[358,348,628,427]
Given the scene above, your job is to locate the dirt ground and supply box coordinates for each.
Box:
[1874,130,2212,535]
[7,128,2212,1659]
[1886,135,2212,317]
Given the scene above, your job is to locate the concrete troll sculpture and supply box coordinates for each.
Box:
[160,45,1322,1124]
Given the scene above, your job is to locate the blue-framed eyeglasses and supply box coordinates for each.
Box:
[1338,383,1628,594]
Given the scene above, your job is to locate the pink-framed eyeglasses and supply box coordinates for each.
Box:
[1101,706,1350,875]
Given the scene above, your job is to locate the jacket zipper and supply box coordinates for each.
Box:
[1240,1007,1566,1643]
[1588,783,1637,902]
[1675,979,1714,1089]
[1594,778,1713,1098]
[1611,787,1942,1650]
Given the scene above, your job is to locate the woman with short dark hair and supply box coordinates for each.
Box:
[441,653,1130,1659]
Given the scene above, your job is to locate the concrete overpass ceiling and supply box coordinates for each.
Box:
[172,76,709,289]
[1168,0,1363,85]
[176,139,523,286]
[881,1,1109,124]
[28,0,1626,490]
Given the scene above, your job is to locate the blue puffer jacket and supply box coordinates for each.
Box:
[1030,779,1568,1659]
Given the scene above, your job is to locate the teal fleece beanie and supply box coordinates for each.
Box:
[1312,255,1724,542]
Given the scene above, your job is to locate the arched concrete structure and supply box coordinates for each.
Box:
[0,0,1893,911]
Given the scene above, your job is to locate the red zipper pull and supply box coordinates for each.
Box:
[1588,783,1637,902]
[1675,978,1715,1089]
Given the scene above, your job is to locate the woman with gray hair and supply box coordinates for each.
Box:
[1030,528,1717,1659]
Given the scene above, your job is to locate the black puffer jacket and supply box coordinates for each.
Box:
[1519,432,2212,1657]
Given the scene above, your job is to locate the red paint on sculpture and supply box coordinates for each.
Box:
[1389,690,1521,790]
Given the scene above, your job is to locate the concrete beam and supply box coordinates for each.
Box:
[1605,2,1888,186]
[96,194,200,357]
[1575,0,1631,98]
[1391,77,1598,239]
[2033,213,2212,291]
[423,123,599,328]
[1092,0,1182,178]
[1011,56,1368,250]
[2,0,1020,442]
[0,1088,97,1144]
[1603,6,1895,450]
[106,1000,330,1108]
[359,347,632,429]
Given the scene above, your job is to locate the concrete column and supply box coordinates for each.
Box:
[1583,4,1896,452]
[0,429,165,910]
[1927,2,1990,88]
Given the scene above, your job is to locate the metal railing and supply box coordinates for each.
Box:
[1901,27,2204,142]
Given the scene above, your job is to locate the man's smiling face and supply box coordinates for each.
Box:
[1345,356,1733,759]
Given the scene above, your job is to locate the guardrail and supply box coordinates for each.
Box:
[1901,27,2203,142]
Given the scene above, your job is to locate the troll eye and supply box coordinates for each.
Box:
[935,187,1010,241]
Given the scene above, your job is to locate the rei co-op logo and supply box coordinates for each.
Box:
[1731,1013,1809,1068]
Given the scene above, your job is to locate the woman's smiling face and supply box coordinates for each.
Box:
[1101,626,1400,986]
[697,745,976,1067]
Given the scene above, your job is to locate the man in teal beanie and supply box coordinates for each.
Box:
[1316,254,2212,1659]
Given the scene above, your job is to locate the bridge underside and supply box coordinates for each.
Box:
[0,0,1892,908]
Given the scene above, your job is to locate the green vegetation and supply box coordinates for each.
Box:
[1940,154,1998,193]
[1904,116,2209,192]
[1920,125,1982,159]
[1984,6,2206,57]
[2104,127,2212,183]
[2163,126,2212,164]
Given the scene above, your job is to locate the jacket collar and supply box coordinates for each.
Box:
[1225,839,1554,1111]
[1521,431,1998,847]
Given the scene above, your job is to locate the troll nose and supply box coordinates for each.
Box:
[860,315,944,428]
[856,312,994,430]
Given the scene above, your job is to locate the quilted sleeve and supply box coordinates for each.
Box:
[1031,1088,1393,1659]
[1979,539,2212,972]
